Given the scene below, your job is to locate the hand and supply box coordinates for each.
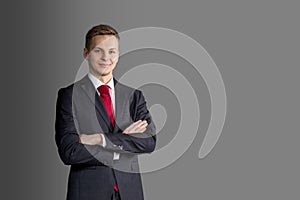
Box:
[123,120,148,134]
[79,134,102,145]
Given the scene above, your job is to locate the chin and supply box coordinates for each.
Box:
[96,70,111,76]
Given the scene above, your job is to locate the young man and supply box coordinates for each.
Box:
[55,24,156,200]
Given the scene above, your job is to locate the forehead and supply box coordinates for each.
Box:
[90,35,119,49]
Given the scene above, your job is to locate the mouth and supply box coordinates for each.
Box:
[99,63,111,68]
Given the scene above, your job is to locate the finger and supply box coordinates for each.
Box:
[128,120,144,130]
[125,121,140,131]
[133,123,148,132]
[124,120,148,134]
[138,122,148,128]
[137,121,148,129]
[130,120,143,129]
[134,120,143,126]
[123,120,141,134]
[136,120,147,127]
[138,127,147,133]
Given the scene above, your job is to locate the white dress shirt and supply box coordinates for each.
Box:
[88,73,120,160]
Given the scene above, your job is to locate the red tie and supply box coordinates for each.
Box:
[97,85,115,128]
[97,85,118,192]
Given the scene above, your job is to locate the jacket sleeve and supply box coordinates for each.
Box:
[55,87,114,166]
[104,90,157,154]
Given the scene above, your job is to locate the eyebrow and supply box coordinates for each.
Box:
[94,47,118,50]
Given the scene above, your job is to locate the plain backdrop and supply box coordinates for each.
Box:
[1,0,300,199]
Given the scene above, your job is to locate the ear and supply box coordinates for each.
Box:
[83,48,89,59]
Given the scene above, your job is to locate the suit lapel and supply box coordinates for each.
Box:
[114,78,131,132]
[78,75,112,131]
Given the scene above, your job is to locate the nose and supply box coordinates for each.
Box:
[101,52,109,61]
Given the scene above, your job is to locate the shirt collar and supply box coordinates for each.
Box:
[88,73,115,91]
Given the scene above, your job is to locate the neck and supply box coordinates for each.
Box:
[90,72,112,84]
[99,75,112,84]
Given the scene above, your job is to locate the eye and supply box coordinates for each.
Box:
[93,49,104,54]
[109,50,116,54]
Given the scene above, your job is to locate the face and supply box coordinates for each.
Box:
[84,35,119,81]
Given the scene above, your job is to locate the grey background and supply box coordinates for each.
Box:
[1,0,300,199]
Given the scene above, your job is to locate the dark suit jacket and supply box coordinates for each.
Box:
[55,75,156,200]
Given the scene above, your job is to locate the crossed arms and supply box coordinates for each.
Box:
[55,87,156,166]
[80,120,149,145]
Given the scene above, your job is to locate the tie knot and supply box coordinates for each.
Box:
[97,85,110,94]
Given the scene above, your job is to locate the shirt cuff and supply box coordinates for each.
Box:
[113,152,120,160]
[100,134,106,147]
[100,134,119,160]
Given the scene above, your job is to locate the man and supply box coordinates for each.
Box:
[55,24,156,200]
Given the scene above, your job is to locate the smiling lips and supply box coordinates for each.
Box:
[99,63,111,67]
